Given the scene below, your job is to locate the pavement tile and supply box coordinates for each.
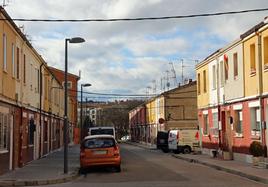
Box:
[0,145,80,186]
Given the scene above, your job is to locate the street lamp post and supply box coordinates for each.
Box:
[64,37,85,174]
[80,83,91,142]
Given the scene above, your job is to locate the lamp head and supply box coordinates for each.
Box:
[69,37,85,43]
[82,83,91,87]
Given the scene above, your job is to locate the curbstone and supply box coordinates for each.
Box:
[0,169,80,187]
[172,154,268,184]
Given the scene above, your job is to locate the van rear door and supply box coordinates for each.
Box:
[168,130,178,150]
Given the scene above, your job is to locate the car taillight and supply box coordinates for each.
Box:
[80,149,86,158]
[114,146,120,156]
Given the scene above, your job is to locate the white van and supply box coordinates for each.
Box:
[88,127,116,137]
[168,129,199,153]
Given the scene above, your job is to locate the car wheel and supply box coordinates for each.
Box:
[115,165,121,172]
[79,167,87,174]
[183,146,191,154]
[162,148,169,153]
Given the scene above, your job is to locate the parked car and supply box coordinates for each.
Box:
[168,129,199,154]
[80,134,121,173]
[156,131,169,153]
[120,135,130,141]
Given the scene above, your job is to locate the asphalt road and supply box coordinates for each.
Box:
[37,143,267,187]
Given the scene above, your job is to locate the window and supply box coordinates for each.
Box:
[23,55,26,83]
[3,34,7,72]
[203,114,208,135]
[62,81,72,89]
[37,69,39,93]
[250,107,260,136]
[264,37,268,70]
[250,44,256,74]
[28,118,35,145]
[44,121,48,142]
[220,61,224,86]
[12,43,15,77]
[203,70,207,93]
[197,73,201,94]
[212,112,218,128]
[211,112,219,136]
[30,64,33,89]
[224,56,228,81]
[233,53,238,78]
[16,47,20,79]
[234,110,243,134]
[0,113,8,151]
[212,65,216,89]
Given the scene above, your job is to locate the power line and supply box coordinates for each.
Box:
[1,8,268,22]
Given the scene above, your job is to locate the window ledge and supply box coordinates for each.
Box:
[250,71,256,77]
[234,133,243,138]
[212,135,219,138]
[28,144,34,147]
[203,134,209,137]
[251,135,260,140]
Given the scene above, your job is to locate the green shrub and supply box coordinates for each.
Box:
[249,141,263,157]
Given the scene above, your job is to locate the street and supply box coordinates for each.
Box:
[33,144,267,187]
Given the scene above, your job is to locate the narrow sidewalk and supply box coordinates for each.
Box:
[0,145,80,187]
[127,141,268,184]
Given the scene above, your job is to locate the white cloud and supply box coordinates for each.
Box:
[4,0,268,97]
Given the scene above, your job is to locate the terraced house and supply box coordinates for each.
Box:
[196,17,268,163]
[0,7,78,174]
[129,81,197,145]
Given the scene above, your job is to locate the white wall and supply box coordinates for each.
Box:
[209,59,218,106]
[223,43,244,102]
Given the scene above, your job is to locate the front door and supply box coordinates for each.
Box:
[225,111,233,159]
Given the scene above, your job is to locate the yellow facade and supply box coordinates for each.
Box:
[146,99,156,124]
[0,16,16,101]
[243,35,260,97]
[261,28,268,93]
[196,63,209,109]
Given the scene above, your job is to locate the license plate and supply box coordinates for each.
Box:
[93,150,107,155]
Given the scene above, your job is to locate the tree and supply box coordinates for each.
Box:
[100,100,143,139]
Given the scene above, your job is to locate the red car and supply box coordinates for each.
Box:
[80,135,121,173]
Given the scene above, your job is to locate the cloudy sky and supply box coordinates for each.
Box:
[4,0,268,99]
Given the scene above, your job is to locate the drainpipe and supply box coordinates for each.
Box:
[216,57,221,150]
[257,32,264,147]
[39,63,44,158]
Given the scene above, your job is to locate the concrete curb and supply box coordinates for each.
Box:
[0,169,80,187]
[172,154,268,184]
[124,141,156,150]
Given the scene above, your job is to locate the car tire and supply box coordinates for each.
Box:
[162,148,169,153]
[115,165,121,172]
[183,146,191,154]
[79,167,87,174]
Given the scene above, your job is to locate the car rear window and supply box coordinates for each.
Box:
[90,129,114,136]
[83,138,115,149]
